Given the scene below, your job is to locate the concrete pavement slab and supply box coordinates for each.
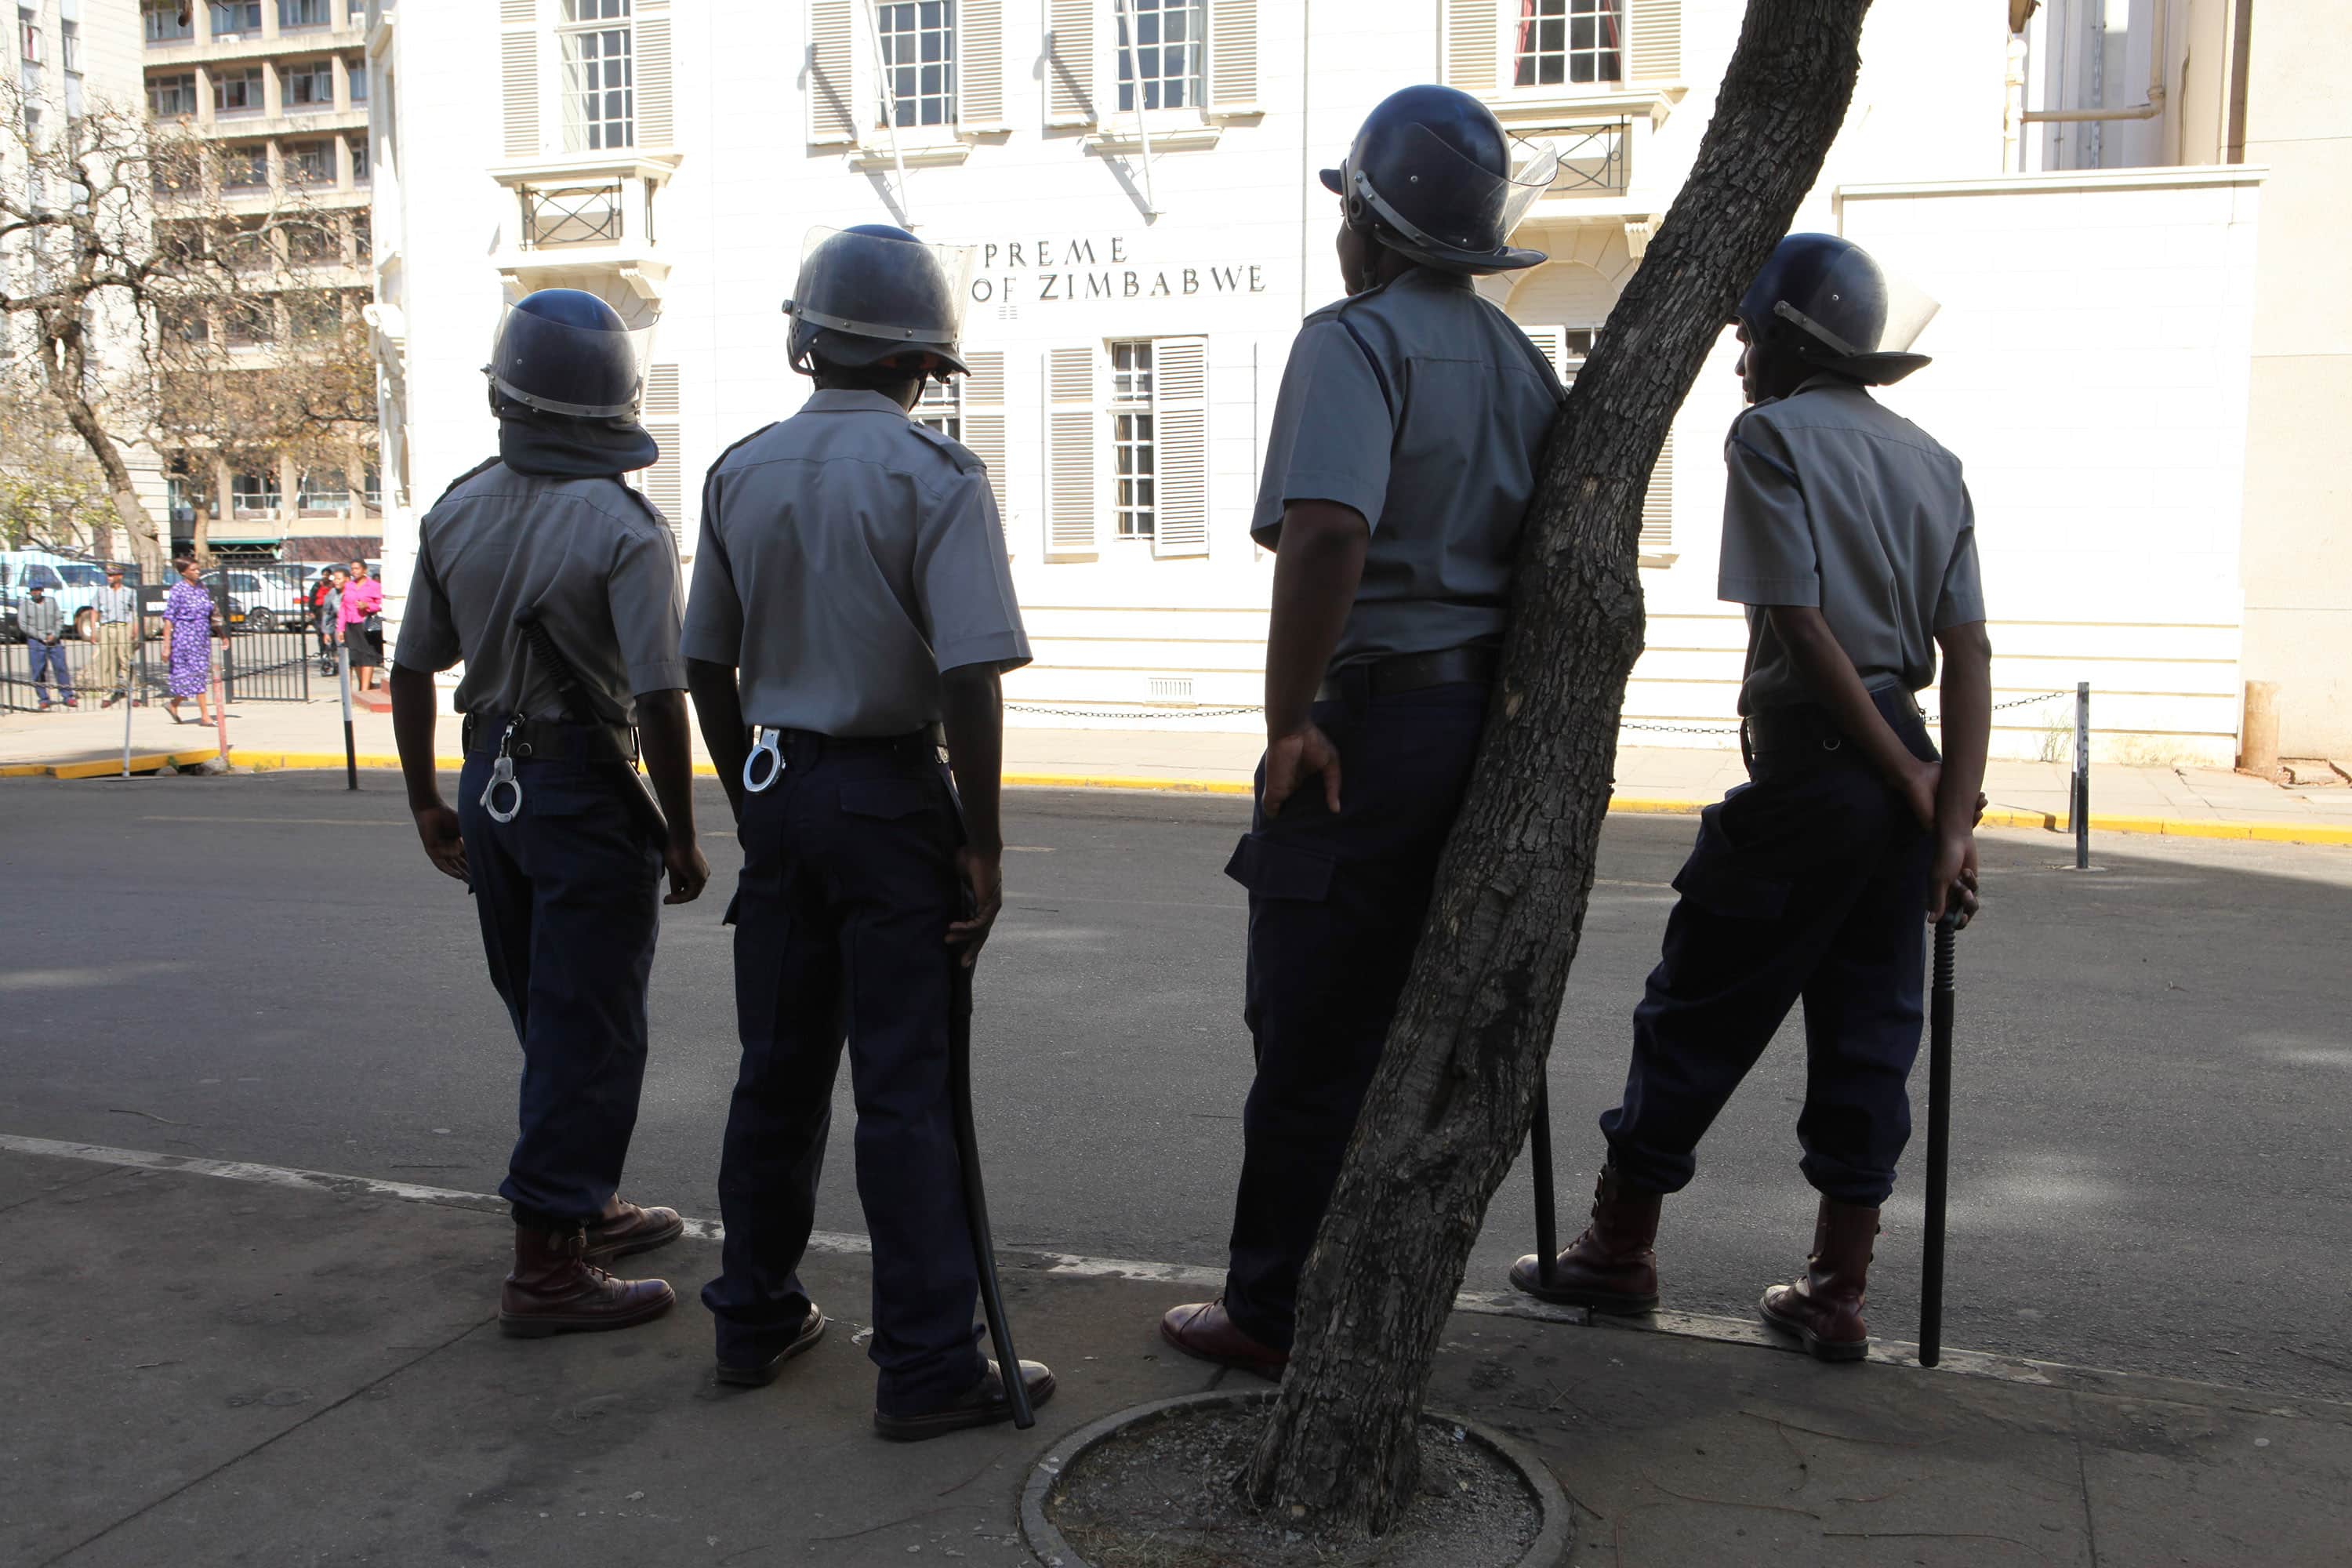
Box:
[9,1144,2348,1568]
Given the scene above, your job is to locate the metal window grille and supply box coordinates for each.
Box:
[143,2,192,42]
[1514,0,1622,88]
[213,66,263,114]
[1116,0,1202,111]
[916,376,963,441]
[285,59,335,109]
[519,181,622,248]
[147,73,197,115]
[562,22,634,151]
[1552,122,1628,193]
[877,1,956,129]
[1109,340,1156,539]
[209,2,261,38]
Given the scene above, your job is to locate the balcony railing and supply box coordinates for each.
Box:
[1551,122,1630,196]
[518,182,623,249]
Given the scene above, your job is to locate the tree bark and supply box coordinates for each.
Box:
[39,320,164,577]
[1247,0,1875,1534]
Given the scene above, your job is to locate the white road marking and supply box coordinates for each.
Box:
[0,1131,2191,1398]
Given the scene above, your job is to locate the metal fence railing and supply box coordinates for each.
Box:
[220,628,312,702]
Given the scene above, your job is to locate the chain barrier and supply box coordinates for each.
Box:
[1010,690,2077,733]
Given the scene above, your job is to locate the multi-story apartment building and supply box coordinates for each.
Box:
[138,0,379,564]
[368,1,2337,764]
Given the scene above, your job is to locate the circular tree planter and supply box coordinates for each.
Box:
[1021,1390,1573,1568]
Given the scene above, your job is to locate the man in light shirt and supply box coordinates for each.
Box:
[89,564,140,707]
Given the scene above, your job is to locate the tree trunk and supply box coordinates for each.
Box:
[41,327,164,577]
[1247,0,1876,1533]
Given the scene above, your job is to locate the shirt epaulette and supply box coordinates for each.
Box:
[705,423,780,485]
[904,419,984,476]
[436,455,504,504]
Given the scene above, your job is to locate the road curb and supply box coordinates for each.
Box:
[13,751,2350,844]
[2,746,222,779]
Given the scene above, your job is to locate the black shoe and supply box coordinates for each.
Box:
[873,1358,1055,1443]
[713,1304,826,1388]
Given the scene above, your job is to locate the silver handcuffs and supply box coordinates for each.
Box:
[480,715,525,822]
[743,726,785,794]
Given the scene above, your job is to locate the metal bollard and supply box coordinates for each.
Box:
[2072,683,2090,871]
[338,642,358,791]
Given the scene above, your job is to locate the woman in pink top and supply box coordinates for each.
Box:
[339,557,385,693]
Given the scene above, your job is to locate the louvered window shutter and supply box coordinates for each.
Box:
[1626,0,1682,82]
[1150,338,1208,559]
[1445,0,1497,91]
[1640,430,1674,554]
[809,0,856,146]
[1522,324,1569,385]
[962,0,1003,124]
[1046,347,1097,557]
[962,350,1010,548]
[1208,0,1255,110]
[501,4,540,159]
[1047,0,1095,125]
[636,10,673,147]
[637,363,684,551]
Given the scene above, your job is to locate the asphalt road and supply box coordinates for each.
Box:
[3,771,2348,1404]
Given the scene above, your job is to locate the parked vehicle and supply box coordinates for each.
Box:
[0,550,136,641]
[205,564,314,632]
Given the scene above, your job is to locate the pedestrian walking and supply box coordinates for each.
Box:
[1159,85,1563,1378]
[387,287,709,1340]
[162,557,222,726]
[20,583,75,710]
[339,558,383,693]
[89,563,139,707]
[312,568,344,671]
[1509,234,1993,1363]
[684,224,1051,1439]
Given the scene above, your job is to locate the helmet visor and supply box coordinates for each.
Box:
[1770,252,1940,360]
[1350,124,1560,256]
[786,227,976,347]
[488,288,659,419]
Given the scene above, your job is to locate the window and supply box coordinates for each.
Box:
[285,220,333,263]
[210,2,261,37]
[348,133,368,182]
[225,217,273,264]
[225,301,274,346]
[219,143,269,189]
[561,0,633,151]
[361,463,381,508]
[1115,0,1203,112]
[284,58,335,110]
[876,1,955,129]
[278,0,331,29]
[349,211,370,256]
[1109,340,1156,539]
[60,19,78,74]
[287,292,340,336]
[230,470,281,514]
[161,303,210,343]
[144,1,193,43]
[915,376,962,441]
[345,56,366,102]
[20,8,42,67]
[148,72,198,116]
[213,64,263,114]
[297,468,349,514]
[285,139,333,185]
[1514,0,1622,88]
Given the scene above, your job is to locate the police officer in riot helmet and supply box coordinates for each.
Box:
[391,285,708,1339]
[1511,232,1991,1363]
[1160,85,1565,1375]
[685,223,1050,1439]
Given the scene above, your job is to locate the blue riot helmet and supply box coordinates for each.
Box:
[784,223,976,381]
[1734,234,1940,386]
[1319,85,1559,274]
[485,288,658,418]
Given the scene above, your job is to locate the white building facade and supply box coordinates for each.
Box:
[367,0,2279,764]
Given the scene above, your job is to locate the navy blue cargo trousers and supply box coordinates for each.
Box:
[1601,694,1939,1207]
[700,734,988,1417]
[1218,680,1488,1352]
[457,752,662,1230]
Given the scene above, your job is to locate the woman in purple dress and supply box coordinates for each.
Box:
[163,557,221,726]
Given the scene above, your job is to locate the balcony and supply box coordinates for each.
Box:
[490,151,681,303]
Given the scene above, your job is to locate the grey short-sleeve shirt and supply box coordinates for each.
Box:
[1252,268,1563,670]
[393,463,686,723]
[1719,376,1985,713]
[681,390,1030,737]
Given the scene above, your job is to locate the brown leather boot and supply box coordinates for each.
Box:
[499,1223,676,1339]
[1758,1197,1879,1362]
[583,1196,684,1264]
[1508,1164,1662,1314]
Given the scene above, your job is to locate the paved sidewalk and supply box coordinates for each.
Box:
[3,1139,2344,1566]
[6,698,2351,843]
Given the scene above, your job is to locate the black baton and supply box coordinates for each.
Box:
[1919,913,1958,1367]
[1530,1078,1560,1290]
[950,966,1033,1427]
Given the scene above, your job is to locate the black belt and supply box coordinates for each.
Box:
[757,724,944,768]
[462,714,636,763]
[1740,691,1935,775]
[1317,645,1498,705]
